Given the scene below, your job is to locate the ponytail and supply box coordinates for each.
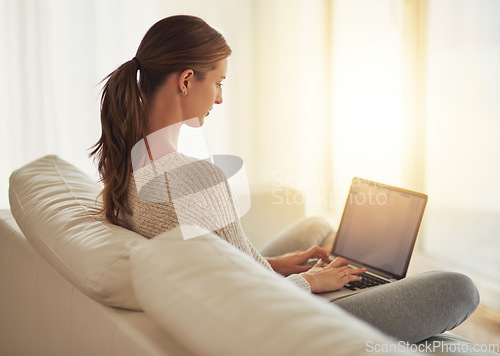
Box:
[90,59,147,224]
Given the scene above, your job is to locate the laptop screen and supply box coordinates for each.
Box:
[332,178,427,279]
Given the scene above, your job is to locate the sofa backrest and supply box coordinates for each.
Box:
[9,155,145,310]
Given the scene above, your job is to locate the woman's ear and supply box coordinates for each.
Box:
[178,69,194,95]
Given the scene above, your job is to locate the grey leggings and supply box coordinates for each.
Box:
[260,217,480,344]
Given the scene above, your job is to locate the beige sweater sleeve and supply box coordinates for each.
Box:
[244,234,311,292]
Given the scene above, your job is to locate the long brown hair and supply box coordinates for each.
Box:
[89,15,232,225]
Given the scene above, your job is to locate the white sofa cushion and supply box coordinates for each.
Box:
[131,229,406,356]
[9,155,146,310]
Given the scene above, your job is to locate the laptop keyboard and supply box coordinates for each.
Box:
[344,273,390,291]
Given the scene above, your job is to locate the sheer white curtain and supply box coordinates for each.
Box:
[248,0,420,224]
[329,0,408,223]
[423,0,500,312]
[0,0,160,207]
[249,0,334,217]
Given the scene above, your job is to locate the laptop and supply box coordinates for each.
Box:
[317,177,428,302]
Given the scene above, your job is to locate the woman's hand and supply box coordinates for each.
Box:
[300,257,366,293]
[266,246,332,276]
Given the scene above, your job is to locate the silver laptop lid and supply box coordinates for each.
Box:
[332,177,428,280]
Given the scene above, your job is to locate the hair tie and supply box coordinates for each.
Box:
[132,57,141,70]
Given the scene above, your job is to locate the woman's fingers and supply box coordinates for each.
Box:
[344,273,363,283]
[340,266,366,281]
[293,265,314,273]
[305,246,331,261]
[350,266,367,275]
[301,261,368,293]
[328,256,349,268]
[299,246,331,264]
[341,266,365,275]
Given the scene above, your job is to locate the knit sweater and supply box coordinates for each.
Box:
[121,152,310,291]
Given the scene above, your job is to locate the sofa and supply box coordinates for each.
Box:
[1,155,497,356]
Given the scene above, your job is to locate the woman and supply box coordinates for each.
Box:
[90,15,479,343]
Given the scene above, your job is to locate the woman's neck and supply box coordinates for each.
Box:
[145,124,182,160]
[146,75,184,153]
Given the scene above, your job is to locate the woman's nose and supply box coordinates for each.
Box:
[215,95,223,105]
